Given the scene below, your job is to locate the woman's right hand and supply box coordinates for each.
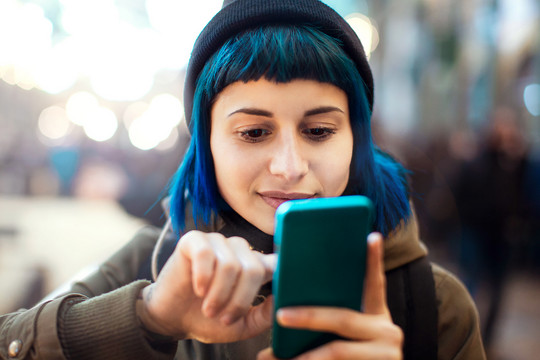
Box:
[136,230,277,343]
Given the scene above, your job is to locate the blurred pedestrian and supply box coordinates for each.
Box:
[454,106,531,347]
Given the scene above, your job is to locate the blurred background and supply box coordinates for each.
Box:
[0,0,538,358]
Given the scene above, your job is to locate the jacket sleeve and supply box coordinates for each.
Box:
[59,280,177,360]
[1,226,177,360]
[1,294,83,359]
[432,264,487,360]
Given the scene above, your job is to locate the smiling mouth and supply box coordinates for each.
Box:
[258,191,315,209]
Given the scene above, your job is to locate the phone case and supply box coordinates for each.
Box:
[271,195,374,359]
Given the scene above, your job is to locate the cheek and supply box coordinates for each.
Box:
[211,137,230,195]
[212,143,260,197]
[319,140,354,193]
[334,153,353,188]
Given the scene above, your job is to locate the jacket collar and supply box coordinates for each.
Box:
[383,204,428,271]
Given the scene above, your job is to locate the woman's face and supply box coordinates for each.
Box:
[210,79,354,234]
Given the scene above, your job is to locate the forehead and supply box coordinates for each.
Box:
[211,79,349,117]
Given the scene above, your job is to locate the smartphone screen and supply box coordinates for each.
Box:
[271,195,374,359]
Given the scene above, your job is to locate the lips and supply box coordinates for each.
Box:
[258,191,315,209]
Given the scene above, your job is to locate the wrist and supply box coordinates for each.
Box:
[136,285,183,341]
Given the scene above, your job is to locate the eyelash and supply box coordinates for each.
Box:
[238,129,270,142]
[302,127,337,141]
[238,127,336,143]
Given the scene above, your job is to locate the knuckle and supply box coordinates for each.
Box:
[220,258,241,276]
[378,321,404,347]
[228,236,249,247]
[180,230,201,243]
[335,310,355,327]
[194,246,215,263]
[298,308,316,324]
[243,264,265,281]
[178,231,213,256]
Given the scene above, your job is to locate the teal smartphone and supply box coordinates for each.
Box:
[271,195,374,359]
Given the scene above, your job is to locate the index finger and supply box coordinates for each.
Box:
[362,232,389,315]
[255,252,277,284]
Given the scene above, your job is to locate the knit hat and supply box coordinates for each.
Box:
[183,0,374,128]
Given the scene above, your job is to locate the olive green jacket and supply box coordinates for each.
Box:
[0,210,486,359]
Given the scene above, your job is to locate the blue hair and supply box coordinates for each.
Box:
[169,24,410,236]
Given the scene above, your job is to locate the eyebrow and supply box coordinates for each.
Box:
[228,108,273,117]
[228,106,344,118]
[304,106,345,117]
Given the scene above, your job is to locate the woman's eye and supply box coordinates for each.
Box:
[239,128,269,142]
[303,127,336,141]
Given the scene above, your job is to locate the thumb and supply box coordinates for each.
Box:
[241,295,274,339]
[363,233,389,315]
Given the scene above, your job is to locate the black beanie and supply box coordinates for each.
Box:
[183,0,374,128]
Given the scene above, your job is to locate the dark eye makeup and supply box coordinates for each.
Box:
[302,127,337,141]
[237,126,337,143]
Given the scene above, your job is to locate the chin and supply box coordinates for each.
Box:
[261,225,275,236]
[251,218,275,235]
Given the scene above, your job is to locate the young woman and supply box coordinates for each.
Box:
[0,1,485,359]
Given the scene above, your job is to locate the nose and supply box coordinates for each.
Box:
[269,133,309,182]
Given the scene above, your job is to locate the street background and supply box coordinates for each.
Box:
[1,1,539,358]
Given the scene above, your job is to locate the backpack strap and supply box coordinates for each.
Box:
[386,256,438,360]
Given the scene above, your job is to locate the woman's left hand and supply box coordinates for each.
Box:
[257,233,403,360]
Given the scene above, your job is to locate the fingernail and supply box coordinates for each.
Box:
[367,232,381,244]
[276,308,295,325]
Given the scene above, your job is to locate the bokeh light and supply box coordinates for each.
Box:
[87,26,157,101]
[60,0,120,37]
[145,0,222,67]
[127,93,183,150]
[82,107,118,142]
[346,13,380,58]
[524,84,540,116]
[148,93,184,128]
[123,102,150,129]
[0,0,223,100]
[38,106,73,140]
[128,114,165,150]
[66,92,101,126]
[0,2,53,91]
[155,127,179,152]
[33,39,79,94]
